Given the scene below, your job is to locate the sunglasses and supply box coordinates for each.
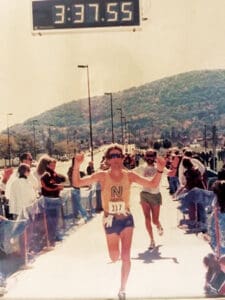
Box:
[108,153,123,159]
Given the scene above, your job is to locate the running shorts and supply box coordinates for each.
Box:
[140,191,162,205]
[104,214,134,235]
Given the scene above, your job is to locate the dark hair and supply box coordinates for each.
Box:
[144,149,156,164]
[105,144,123,159]
[36,154,52,176]
[184,150,193,157]
[145,149,157,157]
[71,157,75,167]
[182,157,194,169]
[218,168,225,180]
[19,152,32,162]
[18,163,30,178]
[213,180,225,213]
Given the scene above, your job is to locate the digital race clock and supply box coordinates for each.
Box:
[32,0,140,32]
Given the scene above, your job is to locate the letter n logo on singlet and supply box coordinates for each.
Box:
[111,186,123,199]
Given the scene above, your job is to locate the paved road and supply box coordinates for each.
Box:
[5,174,212,300]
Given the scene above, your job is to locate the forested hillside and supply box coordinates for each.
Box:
[9,69,225,147]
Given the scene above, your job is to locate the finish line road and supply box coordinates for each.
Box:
[5,175,212,300]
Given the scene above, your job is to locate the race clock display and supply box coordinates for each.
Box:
[32,0,140,31]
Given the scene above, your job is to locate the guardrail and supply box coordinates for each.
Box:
[0,185,98,292]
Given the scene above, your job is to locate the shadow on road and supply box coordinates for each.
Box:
[132,245,179,264]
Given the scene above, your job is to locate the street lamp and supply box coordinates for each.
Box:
[77,64,93,161]
[122,116,127,142]
[48,125,54,156]
[116,108,124,144]
[204,124,207,153]
[6,113,13,167]
[104,92,114,143]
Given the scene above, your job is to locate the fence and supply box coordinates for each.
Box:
[0,185,97,290]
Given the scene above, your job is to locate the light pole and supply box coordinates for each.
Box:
[117,108,124,144]
[48,125,54,156]
[32,120,38,160]
[212,125,217,171]
[122,116,127,142]
[204,124,207,153]
[104,92,114,143]
[6,113,13,167]
[78,65,93,162]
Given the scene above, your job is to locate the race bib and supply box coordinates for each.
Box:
[108,201,126,215]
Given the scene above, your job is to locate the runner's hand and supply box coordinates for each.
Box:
[75,152,84,165]
[103,215,113,228]
[156,156,166,172]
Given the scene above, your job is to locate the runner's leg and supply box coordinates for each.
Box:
[119,226,133,292]
[151,203,160,227]
[105,232,120,262]
[151,203,163,234]
[140,200,154,242]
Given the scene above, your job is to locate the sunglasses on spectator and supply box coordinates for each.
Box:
[108,153,124,159]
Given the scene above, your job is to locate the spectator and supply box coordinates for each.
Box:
[8,163,38,260]
[167,150,181,195]
[0,168,13,194]
[41,158,66,245]
[33,154,52,194]
[183,157,206,191]
[86,161,94,175]
[5,153,39,211]
[0,168,13,218]
[8,164,37,220]
[178,149,206,188]
[67,158,89,223]
[100,156,110,170]
[176,157,206,228]
[218,165,225,180]
[207,180,225,257]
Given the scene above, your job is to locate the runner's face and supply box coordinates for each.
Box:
[108,150,124,167]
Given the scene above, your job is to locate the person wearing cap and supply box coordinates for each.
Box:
[139,149,164,250]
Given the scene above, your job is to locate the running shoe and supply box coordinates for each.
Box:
[148,240,155,250]
[157,226,164,236]
[118,290,126,300]
[0,286,6,296]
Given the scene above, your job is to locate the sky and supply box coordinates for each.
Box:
[1,0,225,132]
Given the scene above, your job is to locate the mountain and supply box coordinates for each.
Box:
[9,69,225,147]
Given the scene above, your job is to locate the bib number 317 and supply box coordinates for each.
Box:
[108,201,126,214]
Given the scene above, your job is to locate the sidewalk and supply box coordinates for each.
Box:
[4,175,212,299]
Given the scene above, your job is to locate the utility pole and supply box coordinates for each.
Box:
[7,113,13,167]
[117,108,124,144]
[204,124,207,153]
[212,125,217,171]
[77,65,93,162]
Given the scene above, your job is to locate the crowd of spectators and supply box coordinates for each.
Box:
[162,146,225,296]
[0,152,104,294]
